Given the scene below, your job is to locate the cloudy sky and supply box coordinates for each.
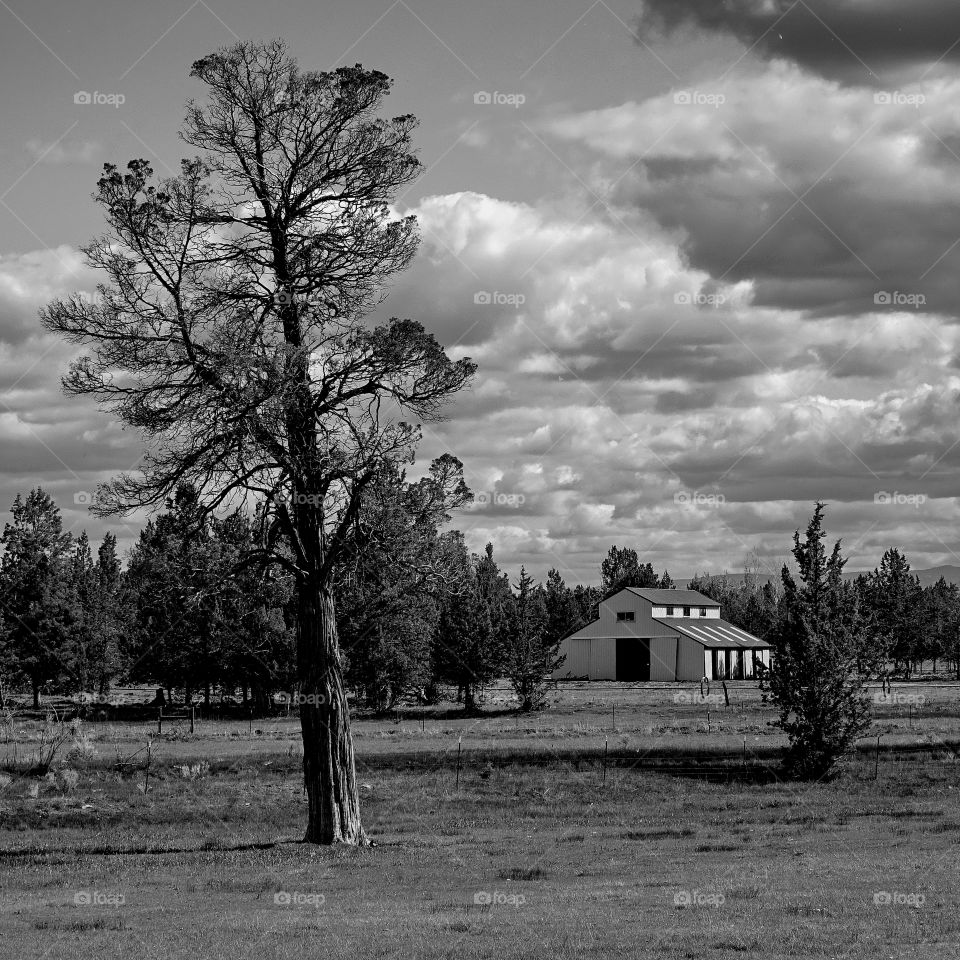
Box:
[1,0,960,584]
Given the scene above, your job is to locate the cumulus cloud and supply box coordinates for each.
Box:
[3,196,958,580]
[633,0,960,85]
[381,190,960,580]
[545,63,960,318]
[0,246,141,547]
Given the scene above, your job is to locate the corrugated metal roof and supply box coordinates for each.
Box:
[653,617,770,648]
[628,587,719,605]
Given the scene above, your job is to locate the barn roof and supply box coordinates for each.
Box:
[654,617,770,649]
[627,587,719,605]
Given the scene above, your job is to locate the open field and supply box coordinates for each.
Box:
[1,682,959,959]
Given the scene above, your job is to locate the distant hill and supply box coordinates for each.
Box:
[677,565,960,589]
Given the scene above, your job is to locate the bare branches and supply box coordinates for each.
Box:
[42,41,474,582]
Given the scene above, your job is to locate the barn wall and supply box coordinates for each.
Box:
[566,618,603,640]
[553,637,590,678]
[599,590,697,637]
[590,638,617,680]
[649,637,678,681]
[677,638,707,681]
[597,590,655,636]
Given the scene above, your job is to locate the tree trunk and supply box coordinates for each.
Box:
[297,581,366,845]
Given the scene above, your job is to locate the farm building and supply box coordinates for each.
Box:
[553,587,771,682]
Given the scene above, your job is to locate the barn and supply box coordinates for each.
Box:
[552,587,771,682]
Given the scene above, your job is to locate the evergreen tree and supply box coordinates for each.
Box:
[0,489,74,706]
[504,568,560,712]
[761,502,876,779]
[91,532,128,695]
[863,548,924,674]
[432,536,499,712]
[600,546,658,597]
[543,569,582,647]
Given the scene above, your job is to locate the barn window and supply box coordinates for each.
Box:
[616,611,635,622]
[666,605,675,615]
[683,606,691,617]
[699,607,707,617]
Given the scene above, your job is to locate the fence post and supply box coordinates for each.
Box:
[189,705,195,734]
[602,738,608,787]
[875,735,881,779]
[455,737,462,790]
[157,709,162,736]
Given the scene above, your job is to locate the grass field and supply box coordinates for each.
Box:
[1,682,959,959]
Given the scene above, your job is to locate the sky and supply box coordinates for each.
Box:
[1,0,960,585]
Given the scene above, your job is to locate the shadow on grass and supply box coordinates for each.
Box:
[0,838,303,858]
[357,705,522,722]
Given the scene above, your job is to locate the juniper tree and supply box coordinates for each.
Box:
[761,502,877,779]
[41,40,474,843]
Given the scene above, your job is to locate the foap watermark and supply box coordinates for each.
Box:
[473,490,526,509]
[874,91,926,108]
[474,290,525,307]
[873,691,926,707]
[74,890,125,907]
[874,491,927,509]
[74,91,125,108]
[675,291,726,307]
[74,491,94,506]
[674,889,725,908]
[474,890,526,909]
[474,91,525,108]
[276,692,329,707]
[874,891,925,908]
[291,493,323,507]
[673,90,725,108]
[674,490,725,508]
[274,891,325,908]
[874,291,925,308]
[673,691,725,705]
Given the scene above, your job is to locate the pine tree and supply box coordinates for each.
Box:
[0,489,74,706]
[505,568,560,712]
[600,546,658,597]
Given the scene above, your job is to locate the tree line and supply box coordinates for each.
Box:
[5,486,957,717]
[0,484,575,713]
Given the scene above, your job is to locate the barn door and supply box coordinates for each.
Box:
[616,638,650,681]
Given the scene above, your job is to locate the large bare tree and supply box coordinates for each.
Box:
[42,40,475,844]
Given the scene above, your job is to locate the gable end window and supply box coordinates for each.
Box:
[616,611,635,622]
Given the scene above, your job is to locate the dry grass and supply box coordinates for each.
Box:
[1,682,959,959]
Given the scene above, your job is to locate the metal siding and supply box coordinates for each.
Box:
[649,636,677,681]
[553,637,590,678]
[598,588,653,637]
[566,618,602,640]
[590,638,617,679]
[676,637,706,681]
